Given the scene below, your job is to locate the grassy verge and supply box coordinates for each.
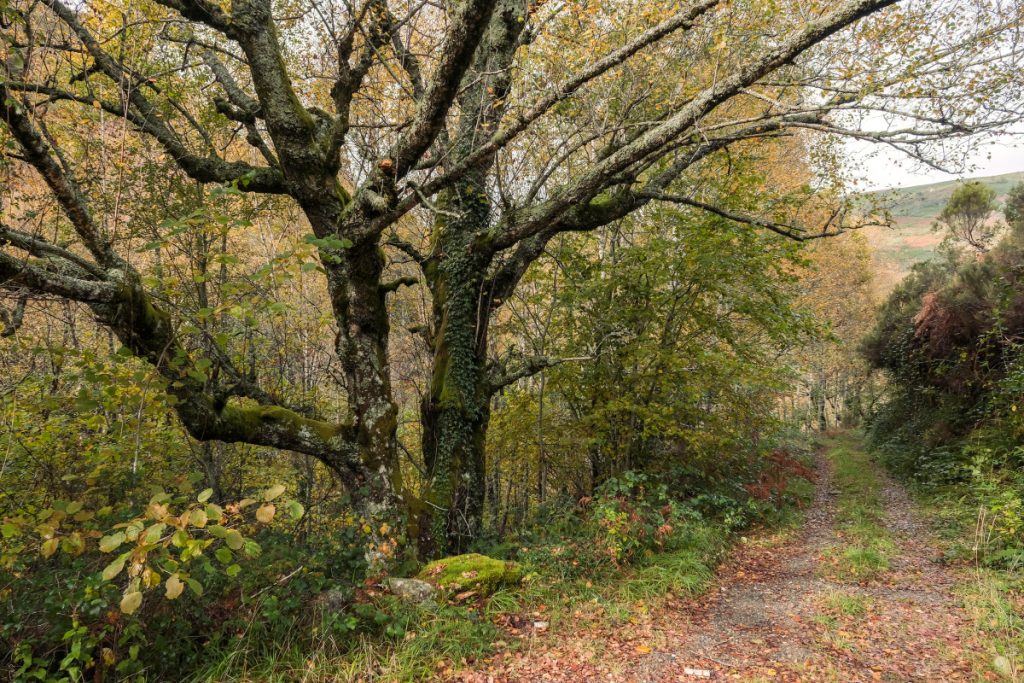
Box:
[909,489,1024,680]
[821,434,895,582]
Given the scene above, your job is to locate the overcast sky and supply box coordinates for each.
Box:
[844,131,1024,192]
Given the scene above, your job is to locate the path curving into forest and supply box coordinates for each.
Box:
[458,434,990,682]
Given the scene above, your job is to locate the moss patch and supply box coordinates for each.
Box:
[417,553,521,596]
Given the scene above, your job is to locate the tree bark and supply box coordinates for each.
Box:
[414,181,495,556]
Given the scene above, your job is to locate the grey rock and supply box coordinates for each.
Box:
[386,577,436,604]
[312,588,351,615]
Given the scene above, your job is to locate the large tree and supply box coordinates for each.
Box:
[1,0,1021,558]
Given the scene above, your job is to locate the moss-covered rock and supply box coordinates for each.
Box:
[416,553,521,595]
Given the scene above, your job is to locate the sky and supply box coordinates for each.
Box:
[844,131,1024,192]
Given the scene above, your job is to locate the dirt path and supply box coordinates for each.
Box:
[464,437,990,682]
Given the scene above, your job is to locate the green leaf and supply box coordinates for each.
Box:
[99,532,125,553]
[65,500,83,515]
[286,500,305,521]
[225,564,241,577]
[224,529,244,550]
[207,524,228,539]
[197,488,213,503]
[120,591,143,615]
[215,547,232,564]
[142,523,166,544]
[186,578,203,597]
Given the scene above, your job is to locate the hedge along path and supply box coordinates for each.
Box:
[454,434,992,682]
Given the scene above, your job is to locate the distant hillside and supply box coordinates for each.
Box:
[859,171,1024,293]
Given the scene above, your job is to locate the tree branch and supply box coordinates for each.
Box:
[0,295,27,338]
[0,251,117,302]
[641,193,857,241]
[485,0,899,247]
[400,0,719,198]
[36,0,285,193]
[388,0,498,175]
[0,84,122,269]
[489,355,591,392]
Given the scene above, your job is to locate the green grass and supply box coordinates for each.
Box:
[867,171,1024,218]
[822,434,895,582]
[822,589,869,618]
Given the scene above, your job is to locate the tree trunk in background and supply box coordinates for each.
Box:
[812,378,828,431]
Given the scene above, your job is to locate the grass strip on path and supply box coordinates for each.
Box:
[822,433,895,582]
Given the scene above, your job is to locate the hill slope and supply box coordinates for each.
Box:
[861,171,1024,292]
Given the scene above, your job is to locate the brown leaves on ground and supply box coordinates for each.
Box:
[448,447,991,682]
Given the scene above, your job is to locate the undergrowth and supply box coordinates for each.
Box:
[185,449,816,683]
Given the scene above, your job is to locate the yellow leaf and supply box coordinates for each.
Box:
[264,484,286,501]
[165,573,184,599]
[190,508,208,528]
[102,556,126,581]
[40,538,59,558]
[635,644,652,654]
[256,504,275,524]
[120,590,143,615]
